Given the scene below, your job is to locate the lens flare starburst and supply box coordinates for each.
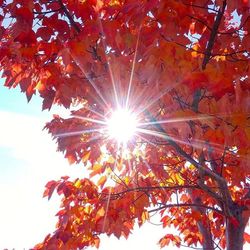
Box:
[107,108,138,144]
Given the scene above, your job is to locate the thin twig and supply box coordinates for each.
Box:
[101,185,200,198]
[33,8,62,15]
[148,203,223,214]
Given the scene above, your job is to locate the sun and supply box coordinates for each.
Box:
[107,108,138,144]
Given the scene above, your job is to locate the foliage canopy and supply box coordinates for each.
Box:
[0,0,250,249]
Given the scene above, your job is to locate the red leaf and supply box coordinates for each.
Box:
[15,7,33,23]
[182,72,209,91]
[36,27,54,41]
[43,180,58,200]
[244,232,250,243]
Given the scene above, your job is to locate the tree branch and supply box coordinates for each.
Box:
[33,8,62,15]
[143,109,234,217]
[187,15,212,31]
[57,0,81,33]
[102,185,200,198]
[148,203,223,214]
[191,89,202,112]
[188,189,215,249]
[201,0,227,69]
[183,2,219,13]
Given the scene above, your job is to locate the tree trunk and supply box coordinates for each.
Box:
[226,204,248,250]
[197,220,214,250]
[188,190,214,249]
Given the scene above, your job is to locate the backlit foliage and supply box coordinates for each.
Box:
[0,0,250,249]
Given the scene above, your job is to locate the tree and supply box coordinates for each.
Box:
[0,0,250,249]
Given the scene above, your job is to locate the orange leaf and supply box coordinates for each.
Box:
[159,234,181,248]
[244,232,250,243]
[82,151,90,163]
[97,175,107,188]
[90,163,103,178]
[191,210,202,221]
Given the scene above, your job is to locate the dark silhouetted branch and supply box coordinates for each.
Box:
[58,0,81,33]
[148,203,223,214]
[202,0,227,69]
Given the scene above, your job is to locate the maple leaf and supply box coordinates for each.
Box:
[97,175,107,189]
[159,234,181,248]
[43,180,58,200]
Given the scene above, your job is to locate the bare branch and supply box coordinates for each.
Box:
[202,0,227,69]
[187,15,212,31]
[102,184,200,198]
[33,8,62,15]
[57,0,81,33]
[148,203,223,214]
[183,2,219,13]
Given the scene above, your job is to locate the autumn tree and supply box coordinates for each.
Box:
[0,0,250,249]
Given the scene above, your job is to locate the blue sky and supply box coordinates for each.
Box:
[0,81,175,249]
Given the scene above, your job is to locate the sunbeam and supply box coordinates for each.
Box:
[136,126,236,168]
[107,108,138,144]
[136,127,200,152]
[84,105,107,120]
[135,133,158,148]
[125,24,142,110]
[54,128,104,138]
[102,187,111,233]
[137,114,215,127]
[137,127,177,144]
[97,17,120,107]
[59,15,244,181]
[72,115,107,126]
[66,47,110,109]
[134,82,179,117]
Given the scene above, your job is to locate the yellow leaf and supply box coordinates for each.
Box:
[96,207,105,217]
[82,151,90,163]
[124,176,130,185]
[141,211,149,224]
[97,175,107,188]
[107,156,115,164]
[189,164,196,171]
[174,173,184,185]
[74,179,81,188]
[93,163,102,171]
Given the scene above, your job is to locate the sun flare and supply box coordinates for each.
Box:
[107,108,138,143]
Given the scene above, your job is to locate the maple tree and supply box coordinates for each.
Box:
[1,0,250,249]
